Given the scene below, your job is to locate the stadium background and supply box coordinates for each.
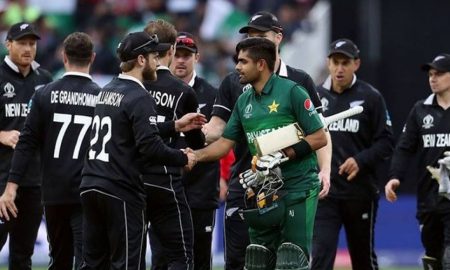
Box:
[1,0,449,268]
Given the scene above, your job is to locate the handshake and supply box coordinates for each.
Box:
[182,148,197,171]
[239,151,288,189]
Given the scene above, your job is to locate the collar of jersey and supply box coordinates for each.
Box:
[118,73,145,89]
[4,56,40,74]
[188,70,197,87]
[63,71,92,80]
[256,73,277,95]
[423,94,437,105]
[322,74,357,91]
[276,60,288,77]
[157,65,170,71]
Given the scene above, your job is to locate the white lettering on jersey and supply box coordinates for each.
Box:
[50,90,97,107]
[4,103,29,117]
[328,118,360,133]
[422,133,450,148]
[149,91,175,108]
[97,91,124,107]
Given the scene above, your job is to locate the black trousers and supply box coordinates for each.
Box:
[45,204,83,270]
[223,201,249,270]
[145,174,193,270]
[191,208,216,270]
[0,186,43,270]
[417,209,450,259]
[311,197,379,270]
[80,189,146,270]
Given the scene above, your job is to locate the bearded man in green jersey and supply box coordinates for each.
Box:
[192,37,327,270]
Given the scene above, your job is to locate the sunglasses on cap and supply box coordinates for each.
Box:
[176,37,196,48]
[133,34,159,52]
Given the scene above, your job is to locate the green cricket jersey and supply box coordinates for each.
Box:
[223,74,323,191]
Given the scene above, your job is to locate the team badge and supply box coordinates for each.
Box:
[149,116,157,125]
[320,97,329,112]
[268,100,279,113]
[242,84,252,93]
[244,104,253,119]
[20,23,29,31]
[422,114,434,129]
[304,99,314,111]
[3,82,16,98]
[350,100,364,108]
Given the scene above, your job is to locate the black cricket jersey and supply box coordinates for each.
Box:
[389,94,450,213]
[0,57,52,187]
[142,66,204,176]
[212,61,321,205]
[184,73,220,209]
[317,76,394,200]
[9,72,100,205]
[81,74,188,207]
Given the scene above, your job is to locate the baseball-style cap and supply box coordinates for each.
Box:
[176,32,198,53]
[6,22,40,40]
[421,54,450,72]
[116,32,170,62]
[239,11,283,34]
[328,38,360,59]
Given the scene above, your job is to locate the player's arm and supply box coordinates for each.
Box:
[203,115,226,144]
[316,130,332,198]
[194,137,235,162]
[178,88,205,149]
[0,92,44,220]
[301,77,332,197]
[131,96,190,167]
[385,104,421,202]
[349,94,394,179]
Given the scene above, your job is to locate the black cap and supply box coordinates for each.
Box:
[328,38,360,59]
[176,32,198,53]
[6,22,40,40]
[421,54,450,72]
[239,11,283,34]
[116,32,171,62]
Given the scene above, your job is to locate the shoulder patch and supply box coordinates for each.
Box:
[304,99,314,111]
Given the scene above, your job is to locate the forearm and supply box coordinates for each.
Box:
[204,116,226,144]
[195,137,234,162]
[316,130,332,172]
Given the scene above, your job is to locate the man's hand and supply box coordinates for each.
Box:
[183,148,197,171]
[385,179,400,203]
[338,157,359,181]
[255,152,288,175]
[0,130,20,149]
[175,113,207,133]
[0,182,19,221]
[318,168,330,199]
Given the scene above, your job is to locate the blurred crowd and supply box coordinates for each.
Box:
[0,0,317,86]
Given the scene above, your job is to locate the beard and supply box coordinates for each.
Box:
[142,64,157,81]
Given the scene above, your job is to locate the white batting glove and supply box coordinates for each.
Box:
[256,151,288,175]
[239,169,264,189]
[439,152,450,170]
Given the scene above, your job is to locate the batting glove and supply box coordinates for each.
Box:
[239,169,265,189]
[256,151,288,175]
[439,151,450,170]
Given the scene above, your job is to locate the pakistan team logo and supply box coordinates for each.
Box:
[244,104,253,119]
[3,82,16,98]
[422,114,434,129]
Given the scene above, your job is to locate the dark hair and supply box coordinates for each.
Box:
[63,32,93,67]
[236,37,276,72]
[144,19,177,58]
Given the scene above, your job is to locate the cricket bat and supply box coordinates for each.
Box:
[254,106,364,156]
